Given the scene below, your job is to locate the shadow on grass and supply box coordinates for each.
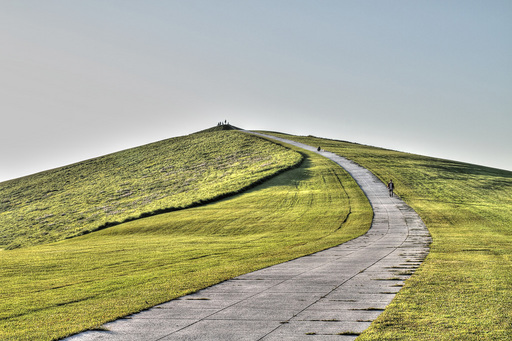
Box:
[72,152,312,239]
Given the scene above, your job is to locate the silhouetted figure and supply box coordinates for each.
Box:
[317,146,321,152]
[387,180,395,197]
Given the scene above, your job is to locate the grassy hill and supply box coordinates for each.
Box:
[0,135,372,340]
[0,130,301,249]
[263,132,512,340]
[2,129,510,340]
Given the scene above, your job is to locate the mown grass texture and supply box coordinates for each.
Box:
[264,132,512,340]
[0,130,301,249]
[0,143,372,340]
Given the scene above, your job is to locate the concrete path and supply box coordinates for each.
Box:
[64,133,431,341]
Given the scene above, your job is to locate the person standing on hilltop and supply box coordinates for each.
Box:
[387,180,395,197]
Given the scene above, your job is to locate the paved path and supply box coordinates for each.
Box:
[65,133,431,341]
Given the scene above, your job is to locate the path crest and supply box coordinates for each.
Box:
[65,133,431,341]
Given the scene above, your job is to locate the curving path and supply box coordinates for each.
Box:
[65,133,431,341]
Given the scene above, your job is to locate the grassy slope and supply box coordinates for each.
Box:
[0,141,372,340]
[264,132,512,340]
[0,130,301,249]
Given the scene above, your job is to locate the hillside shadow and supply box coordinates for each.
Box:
[420,160,512,193]
[216,152,314,201]
[427,160,511,177]
[80,153,311,237]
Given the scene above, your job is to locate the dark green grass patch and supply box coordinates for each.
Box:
[0,146,372,340]
[264,132,512,340]
[0,131,301,249]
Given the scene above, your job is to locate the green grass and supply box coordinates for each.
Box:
[0,142,372,340]
[0,130,301,249]
[263,132,512,340]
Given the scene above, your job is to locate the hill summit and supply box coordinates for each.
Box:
[196,122,241,133]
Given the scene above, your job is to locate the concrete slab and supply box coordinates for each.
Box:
[209,306,297,321]
[65,319,197,341]
[158,320,282,341]
[263,335,358,341]
[265,320,371,338]
[63,133,431,341]
[293,308,383,322]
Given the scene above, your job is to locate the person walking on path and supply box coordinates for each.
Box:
[387,179,395,197]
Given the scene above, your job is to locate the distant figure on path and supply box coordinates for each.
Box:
[317,146,321,152]
[387,180,395,197]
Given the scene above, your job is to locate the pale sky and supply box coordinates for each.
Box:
[1,1,511,182]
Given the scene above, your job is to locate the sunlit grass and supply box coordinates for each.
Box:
[0,131,301,249]
[0,146,372,340]
[264,132,512,340]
